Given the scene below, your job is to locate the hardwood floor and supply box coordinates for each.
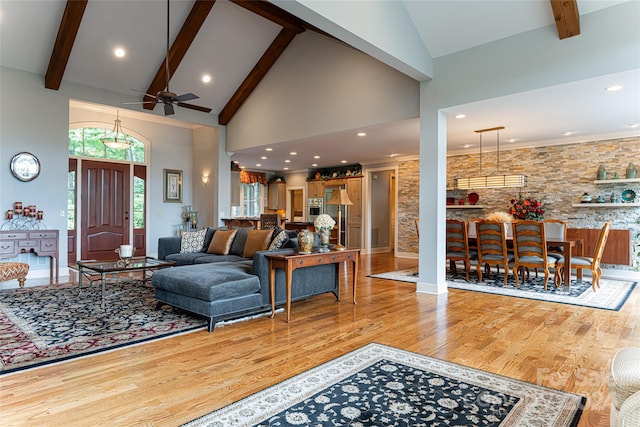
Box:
[1,253,638,426]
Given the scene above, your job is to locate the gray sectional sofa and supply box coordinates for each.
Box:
[152,227,339,331]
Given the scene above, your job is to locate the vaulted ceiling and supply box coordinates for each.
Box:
[1,0,637,172]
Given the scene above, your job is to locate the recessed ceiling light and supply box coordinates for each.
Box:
[256,164,262,167]
[626,123,640,128]
[563,131,575,136]
[341,160,347,164]
[284,159,291,163]
[313,155,320,159]
[261,156,267,160]
[202,74,211,83]
[289,152,297,155]
[239,165,246,169]
[463,144,473,148]
[312,163,318,167]
[265,148,273,152]
[506,138,518,143]
[357,132,367,137]
[283,167,289,170]
[114,47,125,58]
[454,114,466,119]
[605,85,623,92]
[389,153,398,157]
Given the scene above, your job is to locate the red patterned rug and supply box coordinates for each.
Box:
[0,280,206,375]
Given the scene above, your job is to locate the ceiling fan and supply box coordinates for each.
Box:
[125,0,211,116]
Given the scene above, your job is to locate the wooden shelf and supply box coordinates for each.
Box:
[572,203,640,207]
[593,178,640,184]
[446,205,484,209]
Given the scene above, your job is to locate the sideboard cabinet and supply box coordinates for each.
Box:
[0,230,59,283]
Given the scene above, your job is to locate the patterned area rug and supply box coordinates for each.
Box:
[369,268,636,311]
[0,280,206,375]
[183,343,585,427]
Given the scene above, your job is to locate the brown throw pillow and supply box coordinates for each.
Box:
[207,229,238,255]
[243,229,274,258]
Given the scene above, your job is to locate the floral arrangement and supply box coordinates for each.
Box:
[484,211,513,223]
[314,214,335,230]
[509,197,545,220]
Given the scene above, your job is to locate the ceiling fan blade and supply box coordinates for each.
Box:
[164,103,175,116]
[131,88,157,99]
[177,102,212,113]
[122,101,156,105]
[176,93,199,102]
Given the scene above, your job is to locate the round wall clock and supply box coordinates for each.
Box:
[10,152,40,182]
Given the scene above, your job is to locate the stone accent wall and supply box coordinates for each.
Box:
[397,136,640,269]
[397,159,419,253]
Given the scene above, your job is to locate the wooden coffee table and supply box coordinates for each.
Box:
[76,257,175,308]
[265,249,360,322]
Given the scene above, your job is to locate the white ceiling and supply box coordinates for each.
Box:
[1,0,639,173]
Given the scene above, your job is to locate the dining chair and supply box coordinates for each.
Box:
[446,219,477,281]
[557,221,611,291]
[544,219,568,261]
[512,220,559,290]
[259,213,281,230]
[475,220,513,286]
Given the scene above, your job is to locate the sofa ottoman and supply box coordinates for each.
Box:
[152,263,262,332]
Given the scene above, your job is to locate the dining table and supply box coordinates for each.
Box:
[468,237,584,287]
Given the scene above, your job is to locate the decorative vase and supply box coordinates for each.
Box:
[597,164,606,180]
[626,162,637,179]
[318,228,331,252]
[298,229,314,254]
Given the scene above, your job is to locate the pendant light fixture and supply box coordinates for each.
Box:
[455,126,527,189]
[102,110,133,150]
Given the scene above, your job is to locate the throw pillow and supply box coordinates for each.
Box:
[268,229,289,250]
[180,229,208,253]
[207,229,238,255]
[243,229,274,258]
[230,227,254,256]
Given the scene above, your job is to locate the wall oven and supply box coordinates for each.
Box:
[307,198,323,222]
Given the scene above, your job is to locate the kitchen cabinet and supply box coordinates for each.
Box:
[346,177,362,248]
[307,180,324,198]
[268,182,286,210]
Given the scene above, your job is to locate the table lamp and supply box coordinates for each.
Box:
[326,188,353,251]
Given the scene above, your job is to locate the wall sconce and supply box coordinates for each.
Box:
[201,175,210,185]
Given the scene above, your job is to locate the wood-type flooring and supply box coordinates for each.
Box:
[1,253,638,426]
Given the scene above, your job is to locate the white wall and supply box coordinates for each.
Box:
[226,31,419,152]
[0,66,216,278]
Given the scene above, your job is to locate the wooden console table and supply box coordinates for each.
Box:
[0,230,59,284]
[266,249,360,322]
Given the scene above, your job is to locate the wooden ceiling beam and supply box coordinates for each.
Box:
[550,0,580,40]
[219,27,300,125]
[143,0,216,110]
[229,0,305,32]
[45,0,88,90]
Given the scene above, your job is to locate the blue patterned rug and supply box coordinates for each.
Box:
[183,343,585,426]
[369,268,636,311]
[0,280,207,375]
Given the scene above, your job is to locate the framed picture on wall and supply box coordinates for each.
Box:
[163,169,183,203]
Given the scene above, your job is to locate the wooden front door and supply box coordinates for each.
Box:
[81,160,130,260]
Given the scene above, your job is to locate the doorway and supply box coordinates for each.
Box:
[368,169,396,254]
[80,160,131,260]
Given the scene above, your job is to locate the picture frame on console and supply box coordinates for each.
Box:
[163,169,183,203]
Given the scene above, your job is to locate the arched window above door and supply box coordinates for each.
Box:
[68,126,146,163]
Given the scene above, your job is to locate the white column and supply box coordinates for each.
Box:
[416,86,447,294]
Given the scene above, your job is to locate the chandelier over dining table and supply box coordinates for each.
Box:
[455,126,528,190]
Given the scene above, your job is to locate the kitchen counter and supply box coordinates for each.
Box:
[285,222,315,232]
[221,217,288,229]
